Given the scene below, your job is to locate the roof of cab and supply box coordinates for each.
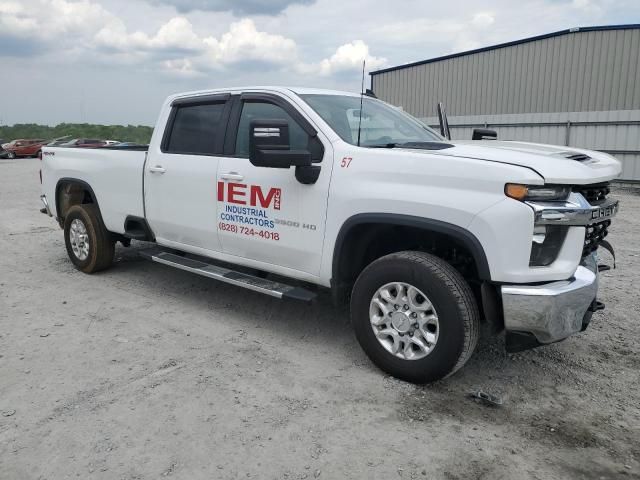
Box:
[168,86,359,102]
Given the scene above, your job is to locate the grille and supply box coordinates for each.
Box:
[573,182,610,205]
[574,182,612,258]
[583,220,611,257]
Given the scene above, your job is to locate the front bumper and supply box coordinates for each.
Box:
[501,254,598,346]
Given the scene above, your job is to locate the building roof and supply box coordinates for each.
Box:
[369,24,640,76]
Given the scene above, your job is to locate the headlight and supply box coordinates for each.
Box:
[505,184,571,202]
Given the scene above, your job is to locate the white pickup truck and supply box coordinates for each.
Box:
[40,87,621,383]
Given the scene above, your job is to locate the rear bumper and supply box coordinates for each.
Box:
[501,254,598,345]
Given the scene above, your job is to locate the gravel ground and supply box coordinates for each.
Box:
[1,157,639,480]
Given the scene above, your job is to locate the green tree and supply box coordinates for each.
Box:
[0,124,154,144]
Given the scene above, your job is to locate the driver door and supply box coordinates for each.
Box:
[217,93,332,276]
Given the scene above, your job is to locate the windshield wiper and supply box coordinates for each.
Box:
[365,141,454,150]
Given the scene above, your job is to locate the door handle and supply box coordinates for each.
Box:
[221,172,244,181]
[149,165,166,174]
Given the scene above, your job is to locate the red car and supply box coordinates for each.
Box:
[2,139,47,158]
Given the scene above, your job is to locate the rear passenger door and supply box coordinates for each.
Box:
[145,94,231,253]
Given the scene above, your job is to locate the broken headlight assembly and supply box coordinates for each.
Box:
[505,183,572,266]
[528,225,569,266]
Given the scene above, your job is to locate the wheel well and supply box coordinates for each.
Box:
[335,222,480,285]
[331,216,494,318]
[55,179,97,226]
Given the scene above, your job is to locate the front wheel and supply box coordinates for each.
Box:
[64,204,115,273]
[7,151,16,159]
[350,251,479,383]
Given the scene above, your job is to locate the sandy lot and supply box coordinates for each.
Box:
[1,157,639,480]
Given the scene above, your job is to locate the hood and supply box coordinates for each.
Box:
[423,140,622,185]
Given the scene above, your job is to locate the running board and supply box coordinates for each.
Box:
[139,249,316,304]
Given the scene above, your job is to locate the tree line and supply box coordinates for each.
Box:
[0,123,154,144]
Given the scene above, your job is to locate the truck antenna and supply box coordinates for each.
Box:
[357,60,365,147]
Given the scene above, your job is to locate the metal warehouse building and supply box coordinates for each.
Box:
[370,25,640,181]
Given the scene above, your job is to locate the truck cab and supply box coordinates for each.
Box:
[40,87,621,383]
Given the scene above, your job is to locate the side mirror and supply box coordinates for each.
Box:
[472,128,497,140]
[249,120,312,169]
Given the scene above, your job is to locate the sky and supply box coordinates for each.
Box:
[0,0,638,126]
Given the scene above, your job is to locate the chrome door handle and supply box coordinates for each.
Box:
[149,165,166,174]
[221,172,244,181]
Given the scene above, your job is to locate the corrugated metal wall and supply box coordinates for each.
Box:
[372,28,640,117]
[421,110,640,180]
[371,27,640,180]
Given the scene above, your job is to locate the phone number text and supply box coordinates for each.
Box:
[218,222,280,241]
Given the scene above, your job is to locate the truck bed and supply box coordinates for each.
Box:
[100,145,149,152]
[41,146,148,234]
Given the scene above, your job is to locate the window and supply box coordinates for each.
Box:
[166,102,226,155]
[235,101,309,157]
[300,94,443,147]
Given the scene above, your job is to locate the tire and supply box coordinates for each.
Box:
[64,204,115,273]
[7,151,15,159]
[350,251,479,383]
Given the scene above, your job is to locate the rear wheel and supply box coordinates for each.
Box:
[350,251,479,383]
[64,204,115,273]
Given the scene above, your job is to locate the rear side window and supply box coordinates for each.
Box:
[166,102,226,155]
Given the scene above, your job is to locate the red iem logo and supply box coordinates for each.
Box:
[217,182,281,210]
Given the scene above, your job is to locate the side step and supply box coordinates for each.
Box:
[140,249,316,304]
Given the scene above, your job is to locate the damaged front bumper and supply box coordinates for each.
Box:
[501,254,601,352]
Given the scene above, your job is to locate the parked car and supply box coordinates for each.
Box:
[60,138,108,148]
[36,136,74,159]
[3,139,47,158]
[47,136,72,147]
[40,86,621,384]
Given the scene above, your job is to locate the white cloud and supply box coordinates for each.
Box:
[571,0,603,14]
[471,12,495,27]
[295,40,387,77]
[202,19,297,65]
[316,40,387,75]
[95,16,203,53]
[162,57,200,77]
[0,2,38,34]
[0,1,383,78]
[0,0,114,38]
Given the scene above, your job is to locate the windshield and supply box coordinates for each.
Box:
[299,94,443,147]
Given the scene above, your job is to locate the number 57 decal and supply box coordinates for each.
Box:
[340,157,353,168]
